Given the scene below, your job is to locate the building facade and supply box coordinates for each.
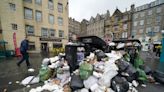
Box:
[68,17,81,40]
[0,0,69,53]
[87,13,107,39]
[79,19,89,37]
[105,8,132,40]
[131,0,164,42]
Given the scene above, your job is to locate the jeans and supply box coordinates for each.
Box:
[17,51,30,67]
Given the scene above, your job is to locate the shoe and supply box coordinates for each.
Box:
[17,63,20,67]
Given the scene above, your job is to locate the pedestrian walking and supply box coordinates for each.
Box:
[17,37,31,68]
[148,42,154,57]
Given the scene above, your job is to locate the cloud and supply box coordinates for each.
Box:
[69,0,155,22]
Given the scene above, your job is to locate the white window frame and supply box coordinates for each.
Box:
[9,3,16,11]
[156,7,161,13]
[24,8,33,20]
[58,3,63,13]
[58,17,63,26]
[140,20,144,26]
[41,28,48,37]
[148,10,152,15]
[35,10,42,22]
[133,21,138,26]
[59,30,64,37]
[49,14,54,24]
[25,25,34,35]
[154,26,160,32]
[35,0,42,5]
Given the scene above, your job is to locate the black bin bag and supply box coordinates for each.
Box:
[70,74,84,91]
[111,76,129,92]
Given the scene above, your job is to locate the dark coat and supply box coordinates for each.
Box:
[20,39,29,53]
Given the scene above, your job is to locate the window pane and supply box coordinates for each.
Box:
[58,3,63,13]
[58,17,63,26]
[156,7,161,13]
[24,8,33,19]
[24,0,32,3]
[140,12,145,17]
[156,16,161,23]
[139,29,144,33]
[123,24,127,30]
[49,15,54,24]
[154,26,160,32]
[35,0,42,5]
[48,0,54,10]
[146,27,151,33]
[148,10,152,15]
[59,30,64,37]
[140,20,144,25]
[147,19,151,24]
[50,29,55,37]
[133,21,138,26]
[36,11,42,22]
[9,3,16,11]
[41,28,48,37]
[26,25,34,35]
[12,24,17,30]
[29,42,36,50]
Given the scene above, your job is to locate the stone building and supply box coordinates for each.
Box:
[131,0,164,42]
[68,17,81,40]
[87,12,110,39]
[105,8,132,40]
[0,0,69,53]
[79,19,89,37]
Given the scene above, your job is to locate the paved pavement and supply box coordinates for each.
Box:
[0,52,164,92]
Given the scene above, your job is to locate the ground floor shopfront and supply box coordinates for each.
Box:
[28,36,68,53]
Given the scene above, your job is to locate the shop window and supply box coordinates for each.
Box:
[29,42,36,50]
[53,44,62,48]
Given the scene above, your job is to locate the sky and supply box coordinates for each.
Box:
[69,0,155,22]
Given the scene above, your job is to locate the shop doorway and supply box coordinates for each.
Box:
[41,43,48,52]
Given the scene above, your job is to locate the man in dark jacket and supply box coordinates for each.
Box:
[17,37,31,68]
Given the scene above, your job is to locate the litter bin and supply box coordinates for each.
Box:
[65,43,85,73]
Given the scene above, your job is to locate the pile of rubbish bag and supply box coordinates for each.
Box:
[23,44,158,92]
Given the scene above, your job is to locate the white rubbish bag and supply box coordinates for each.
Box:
[83,76,98,89]
[98,70,118,87]
[21,76,39,86]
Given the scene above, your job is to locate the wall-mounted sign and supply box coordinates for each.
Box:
[40,37,62,42]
